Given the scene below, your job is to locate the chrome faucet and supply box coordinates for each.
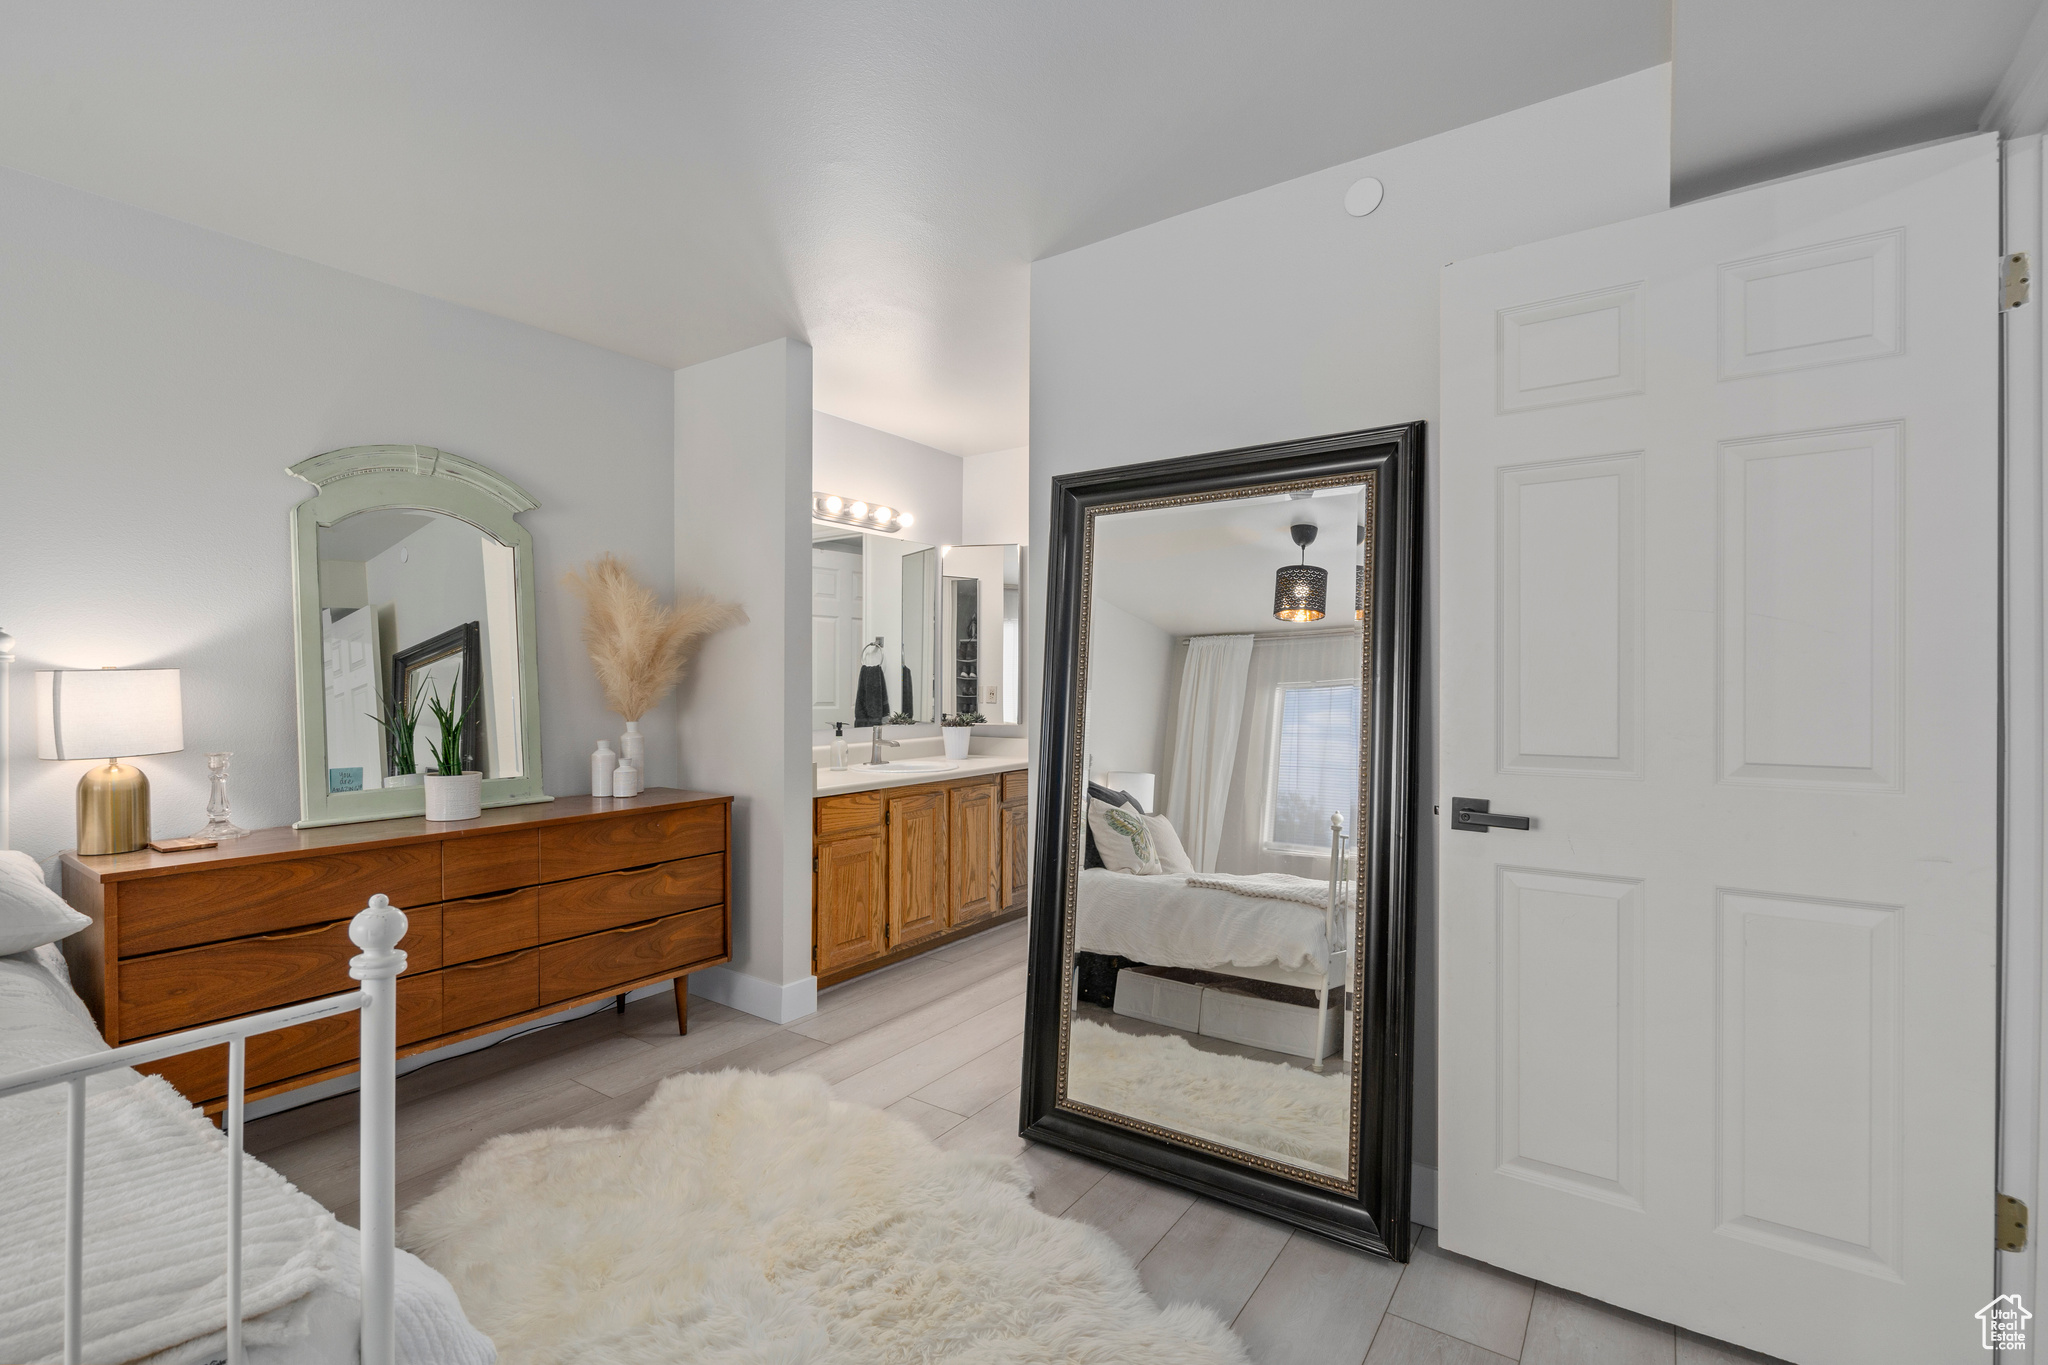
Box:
[870,726,901,766]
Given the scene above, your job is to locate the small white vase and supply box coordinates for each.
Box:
[619,721,646,796]
[424,771,483,821]
[590,740,618,798]
[943,727,972,760]
[383,772,425,790]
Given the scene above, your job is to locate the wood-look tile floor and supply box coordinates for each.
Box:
[249,918,1785,1365]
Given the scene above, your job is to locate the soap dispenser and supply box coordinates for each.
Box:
[830,721,849,771]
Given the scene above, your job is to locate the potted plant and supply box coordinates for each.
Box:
[365,672,428,789]
[421,673,482,821]
[941,711,983,760]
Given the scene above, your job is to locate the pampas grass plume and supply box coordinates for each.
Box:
[564,554,746,720]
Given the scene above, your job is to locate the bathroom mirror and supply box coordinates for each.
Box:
[812,525,1025,733]
[290,445,549,827]
[1022,423,1420,1257]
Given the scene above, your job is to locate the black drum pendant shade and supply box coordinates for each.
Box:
[1274,523,1326,622]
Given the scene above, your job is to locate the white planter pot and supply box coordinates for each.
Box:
[424,771,483,821]
[383,772,425,790]
[942,728,972,760]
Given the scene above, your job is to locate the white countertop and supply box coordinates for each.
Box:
[812,735,1029,796]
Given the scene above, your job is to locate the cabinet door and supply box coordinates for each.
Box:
[815,829,886,975]
[1001,800,1028,913]
[887,788,950,946]
[948,780,1000,926]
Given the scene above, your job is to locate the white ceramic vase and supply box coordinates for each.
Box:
[619,721,646,796]
[424,771,483,821]
[943,727,972,760]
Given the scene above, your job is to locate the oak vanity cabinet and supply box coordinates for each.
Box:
[812,770,1026,986]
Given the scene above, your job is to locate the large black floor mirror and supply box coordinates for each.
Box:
[1021,422,1421,1257]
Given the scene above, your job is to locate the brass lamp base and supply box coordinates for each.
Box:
[78,760,150,856]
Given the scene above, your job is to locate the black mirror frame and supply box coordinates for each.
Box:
[1020,422,1422,1260]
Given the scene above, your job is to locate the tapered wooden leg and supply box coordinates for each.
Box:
[673,975,689,1035]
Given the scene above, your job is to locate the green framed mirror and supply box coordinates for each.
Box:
[289,444,550,828]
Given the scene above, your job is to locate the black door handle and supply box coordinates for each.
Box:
[1451,797,1531,832]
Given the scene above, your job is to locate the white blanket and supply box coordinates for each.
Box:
[1075,868,1342,974]
[0,948,496,1365]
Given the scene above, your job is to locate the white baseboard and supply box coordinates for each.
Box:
[1411,1163,1438,1229]
[691,966,818,1024]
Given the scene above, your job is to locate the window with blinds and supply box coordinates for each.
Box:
[1264,680,1360,851]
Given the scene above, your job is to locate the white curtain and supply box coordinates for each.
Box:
[1216,634,1361,877]
[1160,634,1254,873]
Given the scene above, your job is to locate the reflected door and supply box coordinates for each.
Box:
[321,606,382,790]
[1437,137,1997,1364]
[812,543,861,729]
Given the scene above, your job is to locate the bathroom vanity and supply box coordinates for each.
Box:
[811,748,1027,985]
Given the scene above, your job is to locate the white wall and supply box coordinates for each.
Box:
[1028,66,1673,1188]
[1083,597,1175,781]
[675,339,817,1024]
[962,445,1029,545]
[813,411,964,546]
[0,166,677,862]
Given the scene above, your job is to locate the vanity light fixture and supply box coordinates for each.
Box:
[812,492,914,534]
[1356,523,1366,621]
[1274,523,1327,623]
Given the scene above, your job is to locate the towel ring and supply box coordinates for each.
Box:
[861,638,885,661]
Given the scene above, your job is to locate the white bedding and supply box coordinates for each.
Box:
[1075,868,1346,975]
[0,947,495,1365]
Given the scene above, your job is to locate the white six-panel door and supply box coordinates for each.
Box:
[1437,135,2000,1364]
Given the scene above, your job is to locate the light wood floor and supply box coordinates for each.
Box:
[250,917,1783,1365]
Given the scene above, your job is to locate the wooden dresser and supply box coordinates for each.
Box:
[812,768,1026,987]
[58,788,731,1111]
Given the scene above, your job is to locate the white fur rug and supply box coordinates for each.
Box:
[399,1069,1249,1364]
[1065,1019,1352,1177]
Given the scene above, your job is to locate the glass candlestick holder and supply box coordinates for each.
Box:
[193,751,249,841]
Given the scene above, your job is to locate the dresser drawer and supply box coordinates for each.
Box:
[537,854,724,942]
[538,803,724,881]
[137,972,444,1104]
[117,844,444,956]
[1003,770,1027,803]
[538,904,726,1006]
[440,887,540,966]
[118,907,444,1039]
[443,828,540,901]
[440,948,541,1034]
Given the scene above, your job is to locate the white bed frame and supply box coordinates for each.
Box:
[0,896,408,1365]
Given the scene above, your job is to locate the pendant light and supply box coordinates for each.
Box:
[1273,523,1327,623]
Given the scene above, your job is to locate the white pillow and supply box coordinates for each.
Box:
[0,851,90,956]
[1145,813,1195,875]
[1087,798,1162,875]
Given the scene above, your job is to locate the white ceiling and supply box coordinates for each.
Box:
[0,1,1668,456]
[1672,0,2042,201]
[1094,487,1367,637]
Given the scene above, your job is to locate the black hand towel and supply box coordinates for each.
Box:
[855,664,889,727]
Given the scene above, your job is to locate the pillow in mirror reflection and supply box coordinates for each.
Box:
[1088,799,1162,875]
[1146,814,1194,875]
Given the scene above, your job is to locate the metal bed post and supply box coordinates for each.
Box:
[1315,812,1351,1073]
[350,896,407,1365]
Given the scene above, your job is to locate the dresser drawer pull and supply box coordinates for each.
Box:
[248,920,344,945]
[449,949,525,972]
[447,886,530,908]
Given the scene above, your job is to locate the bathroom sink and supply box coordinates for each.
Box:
[855,759,959,773]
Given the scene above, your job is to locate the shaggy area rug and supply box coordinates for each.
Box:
[1065,1019,1352,1176]
[398,1069,1250,1364]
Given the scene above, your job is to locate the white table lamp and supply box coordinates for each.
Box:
[36,668,184,855]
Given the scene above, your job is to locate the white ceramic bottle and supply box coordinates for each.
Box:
[619,721,646,796]
[612,759,640,798]
[591,740,618,797]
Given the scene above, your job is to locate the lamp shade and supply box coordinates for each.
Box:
[36,669,184,760]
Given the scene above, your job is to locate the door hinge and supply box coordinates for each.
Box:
[2000,1193,2030,1251]
[2005,251,2032,310]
